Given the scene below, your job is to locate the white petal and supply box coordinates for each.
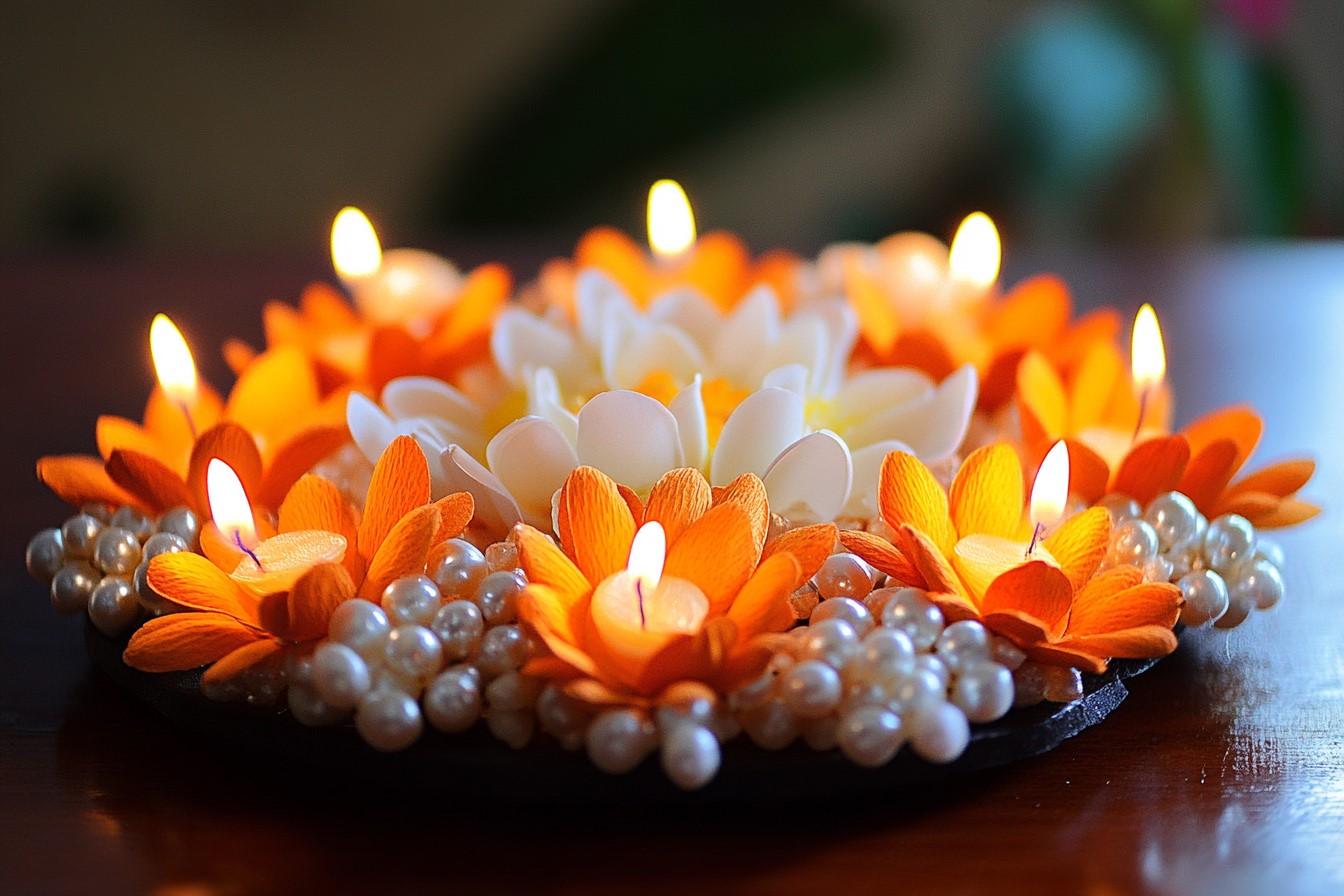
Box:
[832,369,937,447]
[844,439,913,518]
[712,285,779,385]
[757,317,827,391]
[576,391,684,492]
[382,376,484,431]
[669,376,708,472]
[763,431,853,523]
[710,387,805,486]
[803,299,859,393]
[575,268,636,349]
[762,363,808,394]
[904,364,978,460]
[486,417,580,528]
[440,445,523,536]
[527,367,579,447]
[491,307,591,389]
[647,288,722,350]
[608,327,706,390]
[346,392,395,464]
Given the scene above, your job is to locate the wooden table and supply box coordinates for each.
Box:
[2,246,1341,895]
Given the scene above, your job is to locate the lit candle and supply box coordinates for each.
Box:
[149,313,200,436]
[589,521,709,669]
[946,211,1001,301]
[207,458,346,596]
[330,206,463,335]
[1130,302,1166,438]
[951,440,1069,597]
[646,179,696,264]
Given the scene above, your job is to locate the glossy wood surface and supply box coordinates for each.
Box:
[2,246,1342,895]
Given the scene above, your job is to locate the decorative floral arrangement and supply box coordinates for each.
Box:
[26,182,1317,790]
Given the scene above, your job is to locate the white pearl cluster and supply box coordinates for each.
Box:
[287,538,536,752]
[1099,492,1285,629]
[28,502,200,638]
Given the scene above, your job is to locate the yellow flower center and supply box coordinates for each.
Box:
[634,370,751,451]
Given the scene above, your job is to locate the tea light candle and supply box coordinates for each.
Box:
[149,313,200,436]
[1075,303,1167,467]
[330,206,462,335]
[944,211,1001,306]
[207,459,345,596]
[590,521,709,669]
[952,440,1069,597]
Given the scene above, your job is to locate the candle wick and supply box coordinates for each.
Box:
[178,400,197,440]
[636,578,647,630]
[234,531,263,571]
[1132,387,1150,443]
[1026,522,1046,558]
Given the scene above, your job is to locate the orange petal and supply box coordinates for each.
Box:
[514,524,591,600]
[1026,643,1109,675]
[518,583,591,655]
[1067,341,1124,433]
[278,474,358,541]
[1237,496,1320,529]
[719,633,780,693]
[1065,581,1183,641]
[1053,624,1179,664]
[563,466,637,586]
[1016,351,1068,438]
[286,562,356,642]
[1177,439,1240,513]
[986,274,1070,349]
[643,468,712,545]
[576,226,650,304]
[358,435,431,561]
[96,415,178,469]
[896,525,967,599]
[837,529,920,585]
[1181,405,1262,466]
[879,452,955,554]
[36,455,147,513]
[1042,506,1110,594]
[223,339,258,376]
[950,444,1024,539]
[147,552,263,626]
[726,552,801,637]
[123,612,267,673]
[712,473,769,556]
[144,385,223,455]
[1224,459,1316,500]
[225,345,322,440]
[925,590,983,626]
[257,424,352,510]
[105,449,197,515]
[563,677,640,707]
[663,502,756,615]
[201,639,285,687]
[979,349,1026,413]
[844,264,900,355]
[358,505,440,602]
[300,280,361,329]
[187,422,264,515]
[1111,436,1190,506]
[432,492,476,543]
[763,523,837,588]
[367,326,424,393]
[980,561,1072,640]
[982,609,1052,649]
[1063,438,1111,504]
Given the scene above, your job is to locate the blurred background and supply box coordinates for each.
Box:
[1,0,1340,256]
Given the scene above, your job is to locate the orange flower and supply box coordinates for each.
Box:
[123,436,475,683]
[532,226,800,316]
[228,269,512,396]
[516,466,836,705]
[37,345,350,516]
[839,446,1183,673]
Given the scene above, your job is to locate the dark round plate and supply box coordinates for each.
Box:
[85,622,1161,805]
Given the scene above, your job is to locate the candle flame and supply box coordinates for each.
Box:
[1030,440,1070,530]
[647,179,696,260]
[149,314,198,406]
[331,206,382,278]
[1131,303,1166,391]
[947,211,1001,289]
[206,458,258,548]
[626,521,666,589]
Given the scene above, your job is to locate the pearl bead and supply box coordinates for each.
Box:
[475,624,530,678]
[990,637,1027,671]
[61,513,104,561]
[380,575,442,628]
[1228,557,1284,611]
[110,506,155,543]
[424,665,484,733]
[484,539,520,573]
[586,708,656,773]
[156,506,201,546]
[88,576,140,636]
[914,654,950,692]
[798,618,859,667]
[473,570,525,625]
[133,561,175,615]
[1108,518,1159,566]
[284,651,315,688]
[431,539,488,600]
[1177,569,1230,626]
[1040,665,1084,703]
[142,531,189,561]
[431,600,485,661]
[880,587,945,650]
[1213,576,1254,629]
[951,660,1014,723]
[660,723,721,790]
[355,686,423,751]
[728,670,776,712]
[1144,491,1200,552]
[329,599,390,661]
[25,528,65,583]
[383,625,444,684]
[1167,544,1205,580]
[92,526,141,576]
[311,642,373,709]
[839,680,889,717]
[1255,538,1286,568]
[287,683,346,727]
[486,708,535,748]
[813,553,874,600]
[837,706,903,767]
[935,620,991,671]
[51,561,100,614]
[780,660,843,719]
[910,702,970,763]
[536,683,590,746]
[79,502,112,524]
[1202,514,1256,572]
[238,665,286,707]
[844,627,916,686]
[484,670,542,711]
[888,666,945,715]
[810,596,874,637]
[1097,493,1142,522]
[1012,662,1049,707]
[1141,555,1174,584]
[740,698,799,750]
[655,681,717,727]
